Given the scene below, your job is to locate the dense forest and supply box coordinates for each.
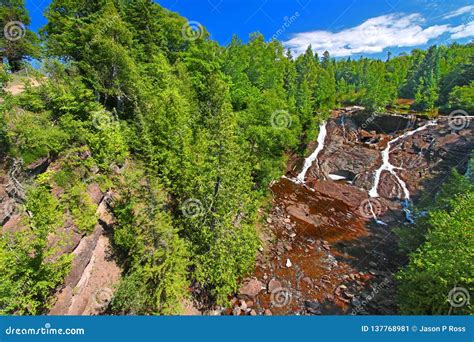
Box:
[0,0,472,315]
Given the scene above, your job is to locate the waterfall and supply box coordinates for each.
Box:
[296,122,328,183]
[369,121,437,199]
[368,199,388,226]
[402,199,415,224]
[368,121,437,224]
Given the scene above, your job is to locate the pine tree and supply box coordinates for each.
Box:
[411,46,441,111]
[0,0,40,72]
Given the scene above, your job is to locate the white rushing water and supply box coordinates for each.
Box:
[296,122,328,183]
[367,199,388,226]
[328,174,346,181]
[369,121,437,199]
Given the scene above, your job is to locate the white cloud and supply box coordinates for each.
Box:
[450,21,474,39]
[443,5,474,19]
[284,13,451,57]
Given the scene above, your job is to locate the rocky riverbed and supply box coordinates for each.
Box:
[229,107,473,316]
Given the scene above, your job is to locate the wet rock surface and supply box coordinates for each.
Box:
[237,108,473,315]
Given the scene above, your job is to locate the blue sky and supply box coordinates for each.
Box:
[26,0,474,59]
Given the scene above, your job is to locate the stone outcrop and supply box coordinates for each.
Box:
[246,108,473,315]
[300,110,474,201]
[49,188,121,315]
[0,156,122,316]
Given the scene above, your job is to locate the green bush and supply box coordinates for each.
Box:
[110,168,189,315]
[65,183,98,234]
[446,82,474,114]
[0,184,71,314]
[396,169,474,315]
[6,110,69,164]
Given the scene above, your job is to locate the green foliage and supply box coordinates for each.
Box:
[396,192,474,315]
[396,168,474,315]
[110,168,189,315]
[35,61,102,120]
[65,183,98,233]
[445,81,474,114]
[396,169,474,253]
[335,56,397,111]
[0,110,9,156]
[85,110,129,170]
[6,109,69,164]
[0,183,71,314]
[0,0,40,72]
[195,222,258,305]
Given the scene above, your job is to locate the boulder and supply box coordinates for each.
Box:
[239,279,263,298]
[87,183,103,205]
[267,279,282,293]
[304,300,321,314]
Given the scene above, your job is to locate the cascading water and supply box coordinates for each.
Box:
[296,122,328,183]
[369,121,437,223]
[369,121,437,199]
[401,199,415,224]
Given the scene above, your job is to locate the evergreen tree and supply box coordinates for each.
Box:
[411,46,442,111]
[0,0,40,71]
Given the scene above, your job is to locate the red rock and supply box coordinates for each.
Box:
[239,299,248,311]
[267,279,282,293]
[239,279,263,298]
[25,156,50,174]
[232,306,241,316]
[87,183,103,205]
[302,277,313,287]
[264,309,272,316]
